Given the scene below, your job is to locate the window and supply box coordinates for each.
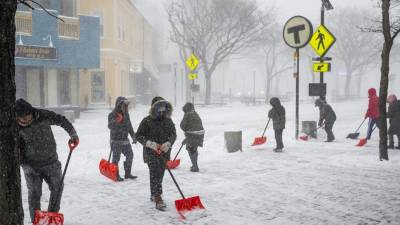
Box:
[91,71,105,103]
[61,0,77,17]
[92,9,104,37]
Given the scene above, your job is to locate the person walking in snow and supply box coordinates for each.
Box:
[136,97,176,211]
[108,96,137,181]
[268,97,286,152]
[365,88,380,140]
[16,99,79,222]
[180,102,204,172]
[387,94,400,149]
[315,98,336,142]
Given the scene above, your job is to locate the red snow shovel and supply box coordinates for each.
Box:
[99,148,119,181]
[252,118,271,146]
[356,126,377,147]
[33,140,78,225]
[163,155,205,219]
[299,126,323,141]
[166,141,186,169]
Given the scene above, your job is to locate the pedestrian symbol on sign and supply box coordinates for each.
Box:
[309,24,336,57]
[316,30,325,50]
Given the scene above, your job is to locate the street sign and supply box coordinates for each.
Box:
[186,53,199,71]
[188,73,198,80]
[312,56,332,61]
[313,62,331,72]
[283,16,313,49]
[309,83,327,97]
[309,24,336,57]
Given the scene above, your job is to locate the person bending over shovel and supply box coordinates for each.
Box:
[268,97,286,152]
[136,97,176,211]
[108,96,138,181]
[315,98,336,142]
[15,99,79,223]
[180,102,204,172]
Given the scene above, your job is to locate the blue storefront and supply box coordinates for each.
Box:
[15,2,100,112]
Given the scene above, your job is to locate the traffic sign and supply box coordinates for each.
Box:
[309,24,336,57]
[186,53,199,71]
[313,62,331,72]
[188,73,198,80]
[312,56,332,61]
[283,16,313,49]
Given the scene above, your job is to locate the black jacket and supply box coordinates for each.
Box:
[388,100,400,135]
[136,100,176,163]
[180,103,204,147]
[268,98,286,130]
[17,100,77,169]
[108,97,135,143]
[315,99,336,125]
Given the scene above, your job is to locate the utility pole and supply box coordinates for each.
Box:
[174,62,177,107]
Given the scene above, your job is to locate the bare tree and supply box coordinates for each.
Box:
[167,0,274,104]
[329,8,381,99]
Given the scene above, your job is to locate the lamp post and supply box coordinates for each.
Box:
[173,62,177,107]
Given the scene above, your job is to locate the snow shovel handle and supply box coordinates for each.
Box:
[161,155,186,200]
[172,142,185,161]
[354,118,367,133]
[107,148,113,162]
[261,118,271,137]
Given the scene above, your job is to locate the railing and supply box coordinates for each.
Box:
[58,16,80,40]
[16,11,32,35]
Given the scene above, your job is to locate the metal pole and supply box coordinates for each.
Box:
[192,80,195,104]
[180,68,184,103]
[253,71,256,103]
[174,64,177,107]
[320,4,325,98]
[295,49,300,139]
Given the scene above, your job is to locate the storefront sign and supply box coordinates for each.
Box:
[15,45,57,60]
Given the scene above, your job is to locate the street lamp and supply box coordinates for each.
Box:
[322,0,334,11]
[173,62,177,107]
[43,35,53,47]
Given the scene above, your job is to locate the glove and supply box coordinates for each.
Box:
[160,142,171,153]
[146,140,159,151]
[68,136,79,150]
[116,113,124,123]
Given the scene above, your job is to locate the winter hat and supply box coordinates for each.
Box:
[115,96,129,112]
[269,97,280,107]
[151,96,164,106]
[368,88,377,97]
[15,98,33,117]
[182,102,194,113]
[314,98,325,107]
[387,94,397,103]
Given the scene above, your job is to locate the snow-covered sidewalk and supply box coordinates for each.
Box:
[22,100,400,225]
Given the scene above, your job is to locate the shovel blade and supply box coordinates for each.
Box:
[356,138,367,147]
[99,159,119,181]
[166,159,181,169]
[175,196,205,217]
[346,133,360,140]
[33,210,64,225]
[299,135,309,141]
[251,137,267,146]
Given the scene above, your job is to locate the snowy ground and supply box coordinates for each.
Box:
[22,100,400,225]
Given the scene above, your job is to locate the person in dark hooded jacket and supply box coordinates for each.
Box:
[15,99,79,222]
[180,102,204,172]
[365,88,380,140]
[108,96,137,181]
[315,98,336,142]
[387,94,400,149]
[135,97,176,211]
[268,97,285,152]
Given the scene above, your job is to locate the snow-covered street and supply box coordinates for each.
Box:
[22,100,400,225]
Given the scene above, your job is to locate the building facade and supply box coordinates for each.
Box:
[78,0,159,107]
[15,0,100,112]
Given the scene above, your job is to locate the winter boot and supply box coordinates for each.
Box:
[189,150,199,172]
[154,196,166,211]
[116,173,124,182]
[273,148,283,153]
[396,146,400,150]
[124,161,137,180]
[388,143,395,149]
[190,166,200,172]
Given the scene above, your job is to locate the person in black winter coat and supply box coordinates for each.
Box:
[315,98,336,142]
[387,94,400,149]
[180,102,204,172]
[136,97,176,211]
[15,99,79,222]
[108,96,137,181]
[268,97,285,152]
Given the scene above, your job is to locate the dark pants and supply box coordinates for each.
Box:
[389,134,400,147]
[111,142,133,175]
[274,129,284,149]
[147,157,166,197]
[187,145,199,168]
[367,118,377,140]
[22,161,63,222]
[324,122,335,141]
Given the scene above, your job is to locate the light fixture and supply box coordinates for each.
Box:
[18,34,24,45]
[321,0,334,10]
[43,35,53,47]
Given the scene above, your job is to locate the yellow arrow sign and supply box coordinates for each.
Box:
[188,73,198,80]
[309,25,336,57]
[313,62,331,72]
[186,53,199,71]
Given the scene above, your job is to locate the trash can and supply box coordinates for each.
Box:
[302,121,317,138]
[224,131,242,153]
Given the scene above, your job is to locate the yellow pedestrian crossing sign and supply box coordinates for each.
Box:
[313,62,331,72]
[309,25,336,57]
[186,53,199,71]
[188,73,198,80]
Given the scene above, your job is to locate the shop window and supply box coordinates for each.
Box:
[91,71,105,103]
[58,70,71,105]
